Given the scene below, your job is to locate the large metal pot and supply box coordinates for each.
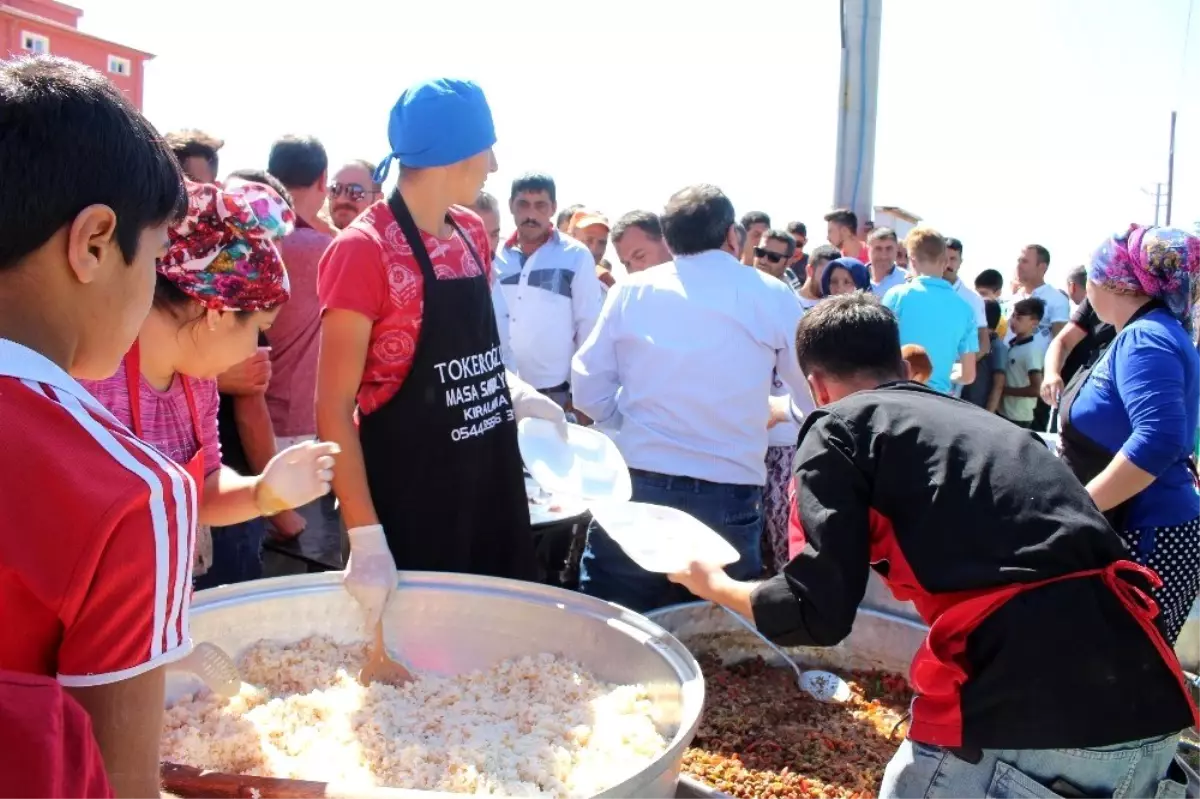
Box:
[169,573,705,798]
[646,599,926,675]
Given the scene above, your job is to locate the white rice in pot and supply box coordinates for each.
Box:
[162,635,668,798]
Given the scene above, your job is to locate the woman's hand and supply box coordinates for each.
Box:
[1041,371,1064,407]
[343,525,397,629]
[217,347,271,396]
[255,441,340,515]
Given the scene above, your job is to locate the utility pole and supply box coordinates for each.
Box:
[1140,183,1166,225]
[832,0,883,227]
[1166,111,1177,226]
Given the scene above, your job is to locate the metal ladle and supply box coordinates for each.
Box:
[720,606,851,703]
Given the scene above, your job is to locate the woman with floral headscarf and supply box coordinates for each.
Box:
[1058,225,1200,644]
[81,181,338,586]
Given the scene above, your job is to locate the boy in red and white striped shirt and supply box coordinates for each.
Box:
[0,56,190,797]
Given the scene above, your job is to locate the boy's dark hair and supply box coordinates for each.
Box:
[787,220,807,238]
[226,169,294,208]
[945,237,963,255]
[267,135,328,190]
[662,184,736,256]
[762,229,797,259]
[984,298,1002,331]
[974,268,1005,293]
[794,292,905,380]
[0,56,186,272]
[740,210,770,229]
[823,207,858,232]
[611,210,663,245]
[1012,296,1046,322]
[511,172,557,205]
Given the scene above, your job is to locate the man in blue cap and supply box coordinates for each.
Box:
[317,78,566,627]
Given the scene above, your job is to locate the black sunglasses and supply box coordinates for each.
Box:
[328,182,377,202]
[754,246,787,264]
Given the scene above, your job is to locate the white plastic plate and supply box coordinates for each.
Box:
[518,418,632,502]
[589,501,740,574]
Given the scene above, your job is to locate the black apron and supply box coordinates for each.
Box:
[358,191,538,580]
[1059,299,1196,539]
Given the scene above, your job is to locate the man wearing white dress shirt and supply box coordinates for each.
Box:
[494,173,605,409]
[945,237,990,361]
[572,184,813,612]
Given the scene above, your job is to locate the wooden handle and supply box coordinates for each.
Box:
[161,763,464,799]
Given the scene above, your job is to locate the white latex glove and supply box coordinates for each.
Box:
[254,440,340,515]
[343,525,397,629]
[507,370,568,438]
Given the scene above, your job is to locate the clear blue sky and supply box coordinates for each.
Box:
[82,0,1197,286]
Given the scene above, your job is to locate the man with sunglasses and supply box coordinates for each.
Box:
[329,161,382,230]
[752,229,797,280]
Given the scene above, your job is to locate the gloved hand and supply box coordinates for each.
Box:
[254,440,340,515]
[343,525,397,629]
[507,370,568,438]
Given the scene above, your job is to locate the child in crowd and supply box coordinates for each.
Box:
[1001,297,1046,428]
[901,344,933,384]
[882,227,978,393]
[974,268,1009,337]
[0,55,189,796]
[963,299,1009,412]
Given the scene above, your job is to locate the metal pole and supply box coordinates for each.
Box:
[1155,183,1162,226]
[832,0,883,227]
[1166,111,1176,226]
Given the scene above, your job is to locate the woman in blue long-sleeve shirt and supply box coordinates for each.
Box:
[1060,225,1200,643]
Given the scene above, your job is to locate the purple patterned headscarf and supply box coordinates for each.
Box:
[1087,225,1200,331]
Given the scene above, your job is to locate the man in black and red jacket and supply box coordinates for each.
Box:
[670,293,1197,799]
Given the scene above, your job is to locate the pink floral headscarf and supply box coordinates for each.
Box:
[1087,225,1200,331]
[156,180,294,312]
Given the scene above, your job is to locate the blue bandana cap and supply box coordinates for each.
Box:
[373,78,496,184]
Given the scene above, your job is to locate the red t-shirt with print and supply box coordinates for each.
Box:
[317,200,493,415]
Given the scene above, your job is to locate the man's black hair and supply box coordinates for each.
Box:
[810,244,841,266]
[1067,264,1087,288]
[795,292,905,380]
[740,210,770,229]
[823,208,859,232]
[267,135,328,190]
[974,268,1005,293]
[226,169,294,208]
[472,190,499,214]
[1027,244,1051,267]
[611,210,663,245]
[787,220,807,238]
[1012,296,1046,322]
[556,203,583,230]
[0,56,186,272]
[662,184,736,256]
[511,172,557,205]
[164,129,223,177]
[984,298,1002,331]
[762,228,797,259]
[945,237,963,255]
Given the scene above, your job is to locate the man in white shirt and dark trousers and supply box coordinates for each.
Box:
[1007,244,1069,430]
[494,172,605,410]
[866,227,908,298]
[572,184,813,612]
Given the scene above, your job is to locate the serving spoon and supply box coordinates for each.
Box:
[358,621,415,687]
[720,606,851,703]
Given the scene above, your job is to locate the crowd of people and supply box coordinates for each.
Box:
[1,53,1199,799]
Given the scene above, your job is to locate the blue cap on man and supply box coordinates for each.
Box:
[373,78,496,184]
